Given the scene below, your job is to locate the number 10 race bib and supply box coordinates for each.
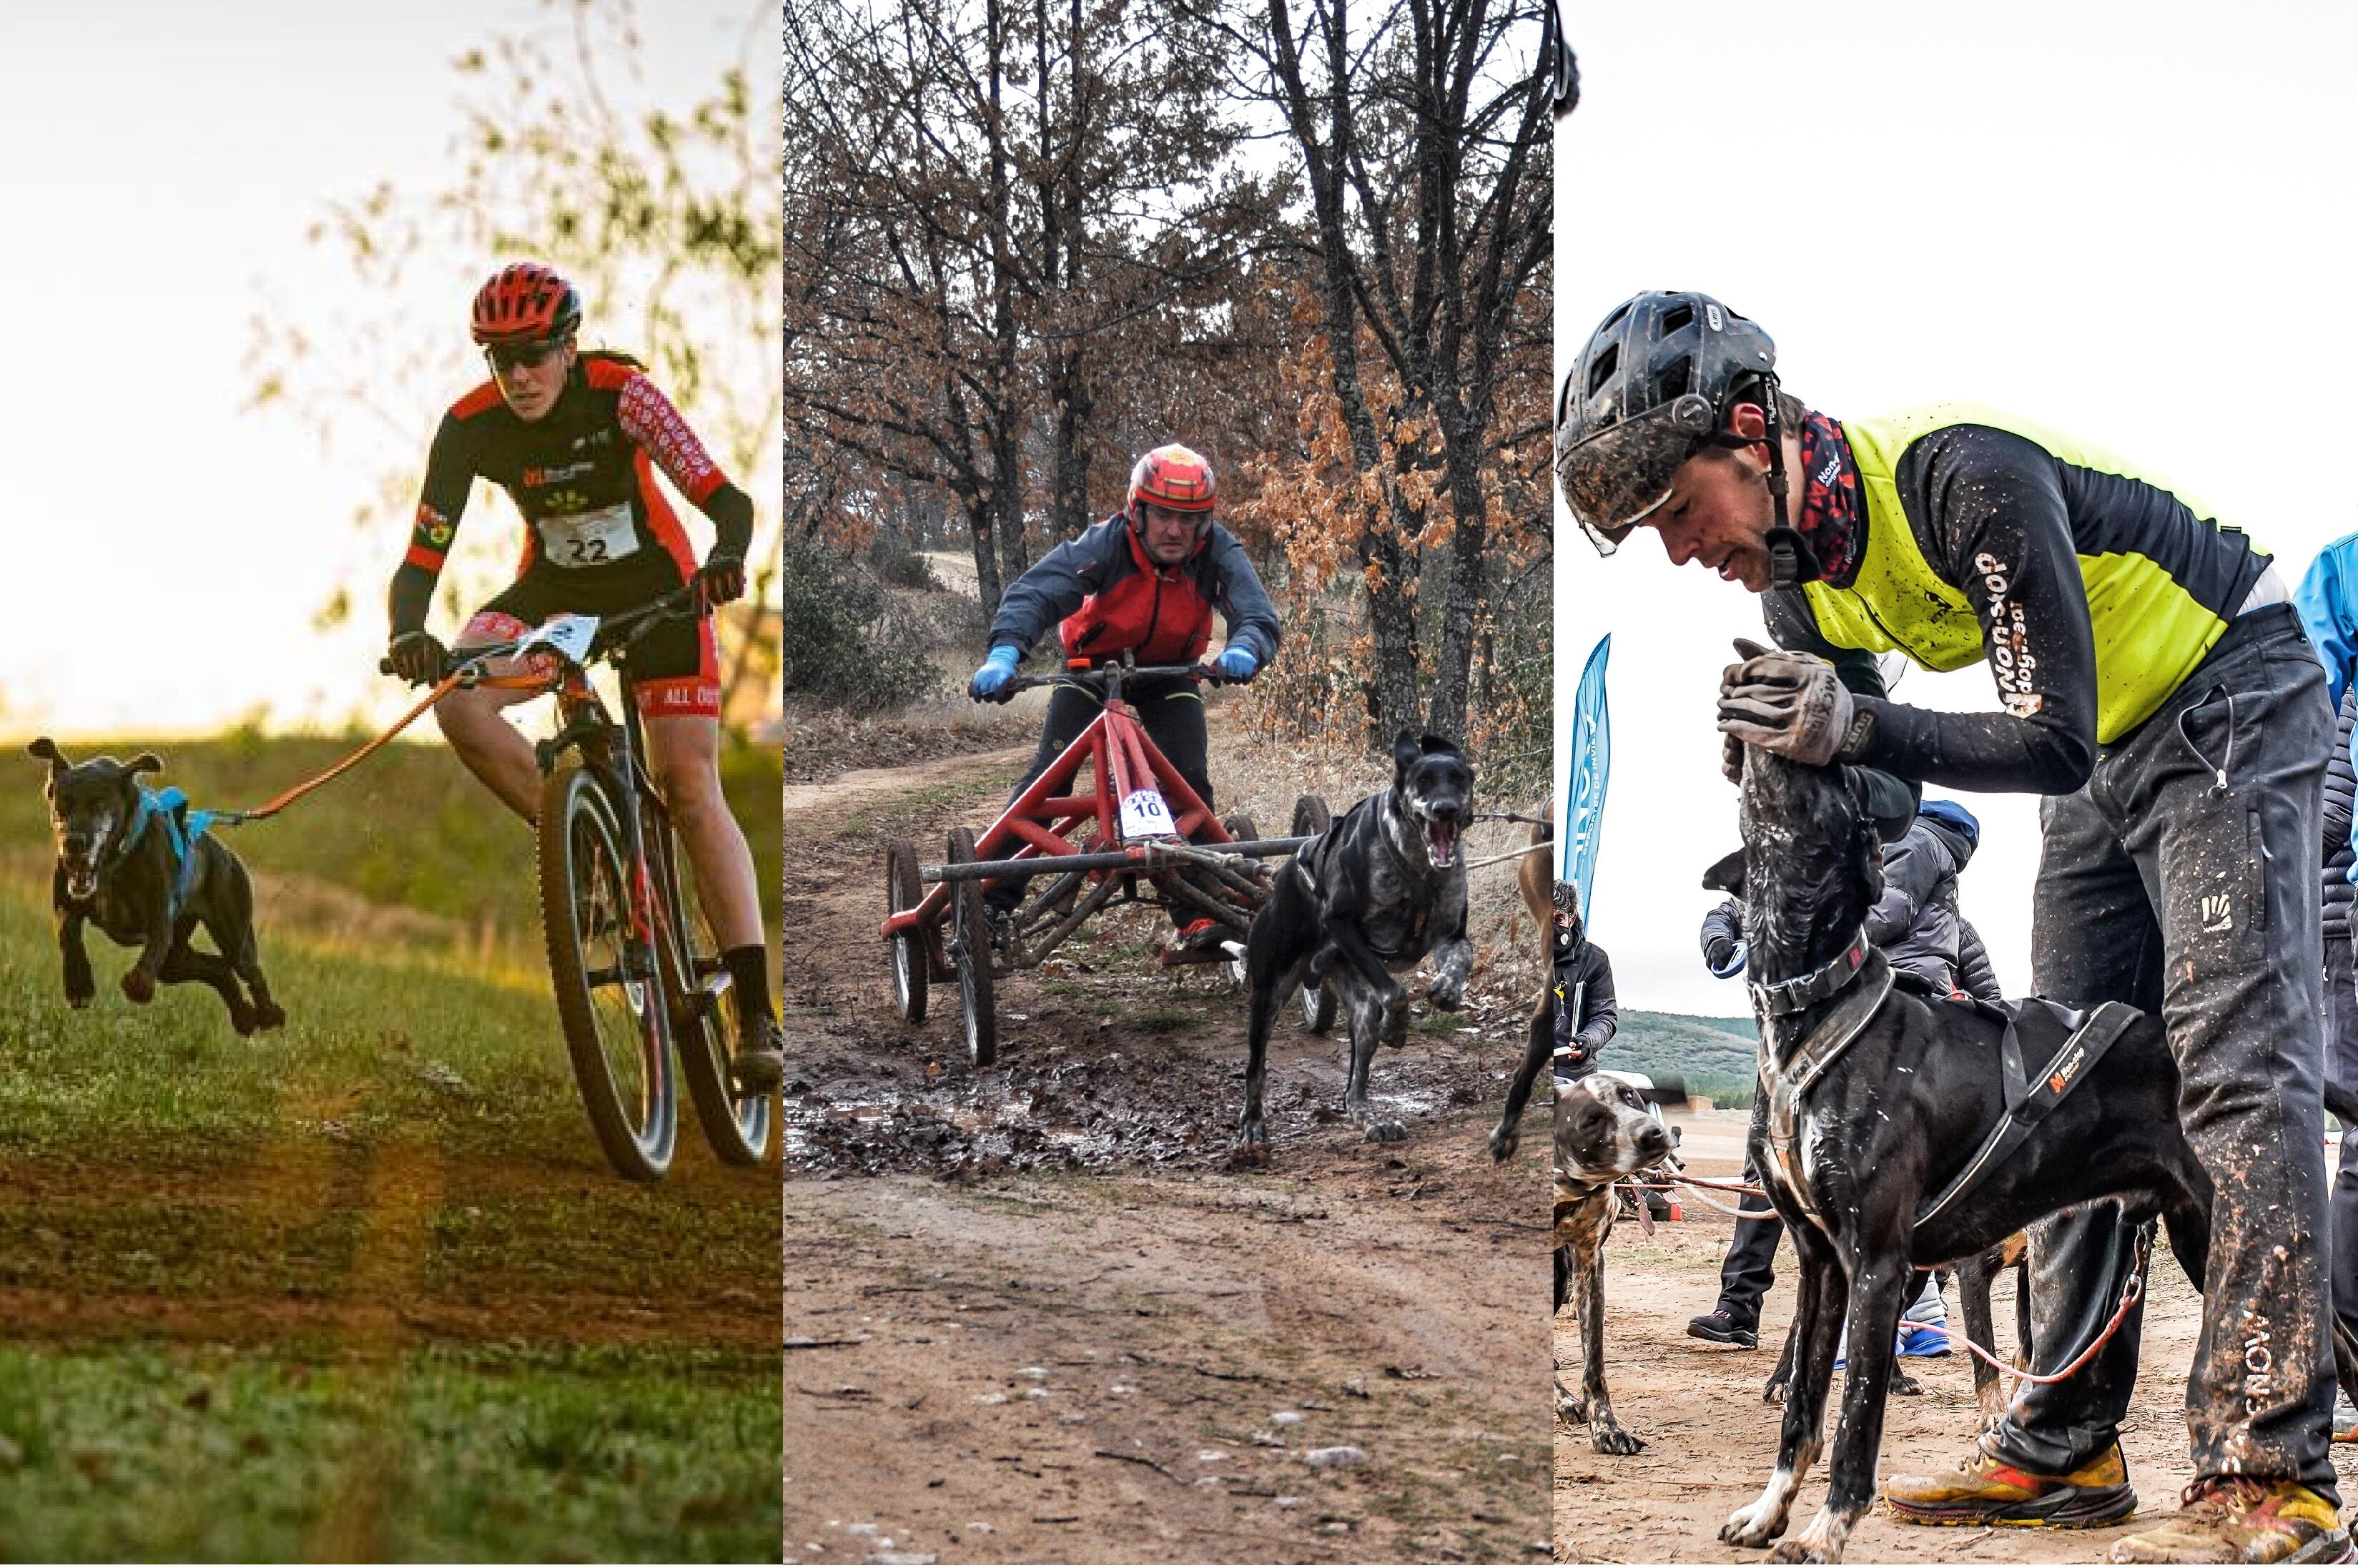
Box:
[537,503,638,568]
[1119,787,1177,842]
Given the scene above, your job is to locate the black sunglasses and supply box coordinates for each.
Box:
[486,339,566,372]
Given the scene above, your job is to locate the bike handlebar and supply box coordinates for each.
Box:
[380,588,702,686]
[975,661,1242,704]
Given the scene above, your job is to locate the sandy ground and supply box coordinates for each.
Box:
[1554,1109,2358,1564]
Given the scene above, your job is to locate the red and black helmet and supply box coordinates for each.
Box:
[1126,444,1217,528]
[470,262,583,346]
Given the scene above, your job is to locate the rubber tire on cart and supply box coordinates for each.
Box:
[886,837,927,1025]
[1289,794,1337,1033]
[946,827,997,1068]
[1217,813,1258,987]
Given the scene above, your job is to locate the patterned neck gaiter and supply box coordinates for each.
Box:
[1795,411,1863,584]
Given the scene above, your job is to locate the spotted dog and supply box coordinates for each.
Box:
[1554,1072,1673,1454]
[30,739,285,1035]
[1235,731,1472,1156]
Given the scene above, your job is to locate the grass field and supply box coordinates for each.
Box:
[1604,1010,1759,1107]
[0,734,780,1560]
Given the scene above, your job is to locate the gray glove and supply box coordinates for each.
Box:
[1717,638,1855,767]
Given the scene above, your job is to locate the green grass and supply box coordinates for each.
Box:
[1604,1010,1760,1107]
[0,735,777,1559]
[0,1343,777,1562]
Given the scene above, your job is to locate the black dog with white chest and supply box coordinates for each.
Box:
[1235,731,1473,1156]
[1710,741,2211,1564]
[31,739,285,1035]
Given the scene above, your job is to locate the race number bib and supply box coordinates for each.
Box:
[1119,787,1177,841]
[536,503,638,567]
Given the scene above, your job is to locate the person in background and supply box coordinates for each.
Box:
[1552,880,1617,1080]
[2294,531,2358,1442]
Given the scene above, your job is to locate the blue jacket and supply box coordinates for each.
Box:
[2294,531,2358,884]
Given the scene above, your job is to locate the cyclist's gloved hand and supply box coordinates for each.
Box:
[968,644,1021,702]
[1213,645,1258,681]
[388,630,450,686]
[694,548,747,613]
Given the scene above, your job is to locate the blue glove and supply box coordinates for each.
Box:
[1707,938,1748,980]
[1213,645,1258,681]
[968,644,1021,701]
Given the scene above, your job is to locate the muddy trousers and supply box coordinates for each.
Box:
[1988,603,2337,1496]
[986,678,1213,921]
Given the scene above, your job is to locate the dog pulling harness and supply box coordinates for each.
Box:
[1753,929,2143,1236]
[106,786,217,926]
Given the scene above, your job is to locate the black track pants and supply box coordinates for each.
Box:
[1715,1150,1782,1326]
[1988,604,2337,1496]
[2325,933,2358,1356]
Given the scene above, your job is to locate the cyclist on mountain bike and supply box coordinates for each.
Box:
[967,443,1281,947]
[1561,289,2336,1564]
[384,262,783,1092]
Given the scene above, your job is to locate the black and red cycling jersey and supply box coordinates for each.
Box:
[987,514,1281,668]
[387,350,754,637]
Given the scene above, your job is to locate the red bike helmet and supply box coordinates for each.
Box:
[1127,444,1217,530]
[470,262,583,346]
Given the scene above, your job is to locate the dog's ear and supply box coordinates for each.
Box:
[1391,729,1420,777]
[1701,848,1747,894]
[126,754,163,777]
[27,738,64,770]
[1417,732,1460,757]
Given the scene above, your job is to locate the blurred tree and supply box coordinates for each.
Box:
[245,0,781,730]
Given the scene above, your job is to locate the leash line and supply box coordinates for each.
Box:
[210,671,546,827]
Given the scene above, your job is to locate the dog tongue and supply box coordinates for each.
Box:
[1426,820,1457,867]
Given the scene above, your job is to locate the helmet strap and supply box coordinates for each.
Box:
[1744,373,1815,590]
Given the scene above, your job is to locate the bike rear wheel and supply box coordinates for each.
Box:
[653,802,773,1167]
[946,828,997,1068]
[538,764,676,1180]
[886,837,927,1024]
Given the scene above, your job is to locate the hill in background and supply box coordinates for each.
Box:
[1603,1010,1757,1105]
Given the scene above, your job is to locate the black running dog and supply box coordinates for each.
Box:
[1708,741,2211,1564]
[1235,731,1473,1155]
[30,739,285,1035]
[1554,1070,1673,1454]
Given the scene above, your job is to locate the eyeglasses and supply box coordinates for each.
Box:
[486,339,566,373]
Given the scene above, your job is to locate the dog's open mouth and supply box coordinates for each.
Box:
[62,859,98,901]
[1422,815,1460,868]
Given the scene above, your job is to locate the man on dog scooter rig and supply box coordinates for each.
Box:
[965,443,1281,947]
[383,262,786,1093]
[1560,290,2340,1566]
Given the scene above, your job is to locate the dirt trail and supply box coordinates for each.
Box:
[783,727,1553,1564]
[1554,1110,2358,1563]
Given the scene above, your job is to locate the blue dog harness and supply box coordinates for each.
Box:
[106,785,216,924]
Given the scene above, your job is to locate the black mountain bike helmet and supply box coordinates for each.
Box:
[1557,291,1809,581]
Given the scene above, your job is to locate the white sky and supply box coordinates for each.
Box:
[0,1,766,739]
[1554,1,2358,1014]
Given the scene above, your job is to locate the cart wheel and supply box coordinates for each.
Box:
[1218,814,1258,987]
[1298,974,1338,1034]
[946,828,998,1068]
[1291,794,1331,837]
[886,837,927,1025]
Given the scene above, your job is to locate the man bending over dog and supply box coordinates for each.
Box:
[383,264,784,1092]
[1562,290,2339,1564]
[966,444,1280,948]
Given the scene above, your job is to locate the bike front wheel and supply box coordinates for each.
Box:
[653,801,774,1168]
[539,765,676,1180]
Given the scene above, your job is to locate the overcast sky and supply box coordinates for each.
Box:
[0,2,766,738]
[1554,1,2358,1014]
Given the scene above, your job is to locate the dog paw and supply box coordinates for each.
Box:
[1762,1373,1791,1405]
[1589,1418,1645,1456]
[1227,1125,1271,1168]
[64,985,94,1010]
[1487,1125,1520,1163]
[1721,1500,1786,1549]
[120,968,155,1005]
[1362,1120,1409,1144]
[253,1002,287,1032]
[229,1005,258,1038]
[1554,1380,1585,1426]
[1426,979,1465,1012]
